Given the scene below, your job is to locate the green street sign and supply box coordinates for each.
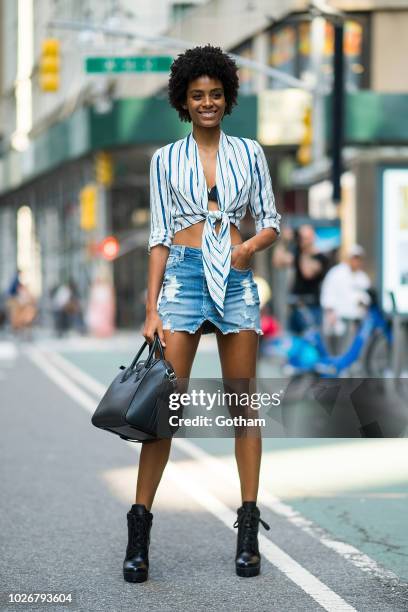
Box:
[85,56,173,73]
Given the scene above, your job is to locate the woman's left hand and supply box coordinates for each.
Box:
[231,242,254,271]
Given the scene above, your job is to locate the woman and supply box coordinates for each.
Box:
[124,45,281,583]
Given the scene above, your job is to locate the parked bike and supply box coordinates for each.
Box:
[259,289,393,378]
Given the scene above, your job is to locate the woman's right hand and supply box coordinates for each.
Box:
[143,309,166,347]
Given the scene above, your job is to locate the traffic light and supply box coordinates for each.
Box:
[39,38,60,92]
[100,236,119,260]
[95,152,114,187]
[79,184,98,231]
[297,106,313,166]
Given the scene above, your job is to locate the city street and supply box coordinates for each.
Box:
[2,1,408,611]
[1,335,408,611]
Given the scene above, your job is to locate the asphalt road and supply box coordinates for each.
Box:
[1,335,408,612]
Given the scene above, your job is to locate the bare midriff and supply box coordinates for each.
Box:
[172,199,243,248]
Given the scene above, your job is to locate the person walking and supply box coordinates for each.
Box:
[289,224,329,333]
[51,281,72,337]
[124,45,281,583]
[320,244,371,354]
[6,272,37,340]
[85,267,116,338]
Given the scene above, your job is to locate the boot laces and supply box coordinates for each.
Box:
[128,513,150,555]
[233,507,270,550]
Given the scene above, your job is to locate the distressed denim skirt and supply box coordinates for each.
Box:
[157,245,263,335]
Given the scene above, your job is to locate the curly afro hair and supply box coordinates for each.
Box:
[168,44,239,123]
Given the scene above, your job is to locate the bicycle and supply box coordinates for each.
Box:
[259,289,393,378]
[258,291,408,435]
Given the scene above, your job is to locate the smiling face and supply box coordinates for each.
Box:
[182,75,226,127]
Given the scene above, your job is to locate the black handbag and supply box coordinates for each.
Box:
[91,334,179,442]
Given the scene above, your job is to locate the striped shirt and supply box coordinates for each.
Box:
[148,129,281,317]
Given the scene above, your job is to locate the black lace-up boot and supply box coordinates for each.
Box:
[233,501,270,577]
[123,504,153,583]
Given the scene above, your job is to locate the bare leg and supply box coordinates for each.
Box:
[216,330,261,502]
[135,328,202,509]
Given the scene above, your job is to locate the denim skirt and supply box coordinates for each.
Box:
[157,245,263,335]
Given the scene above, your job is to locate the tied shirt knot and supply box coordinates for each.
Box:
[201,209,232,318]
[207,209,224,221]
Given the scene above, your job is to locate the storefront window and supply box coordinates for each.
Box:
[231,39,255,95]
[344,20,365,90]
[268,15,368,91]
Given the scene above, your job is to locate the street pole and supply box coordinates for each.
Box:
[310,15,326,165]
[332,19,344,203]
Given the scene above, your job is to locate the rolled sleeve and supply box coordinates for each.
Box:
[249,140,281,235]
[148,148,174,254]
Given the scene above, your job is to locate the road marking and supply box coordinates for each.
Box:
[26,347,97,413]
[27,346,404,586]
[0,341,18,361]
[162,463,355,612]
[175,439,402,584]
[26,345,357,611]
[43,349,106,396]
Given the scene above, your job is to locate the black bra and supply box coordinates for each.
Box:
[207,185,218,202]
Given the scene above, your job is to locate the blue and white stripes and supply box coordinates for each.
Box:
[148,130,281,317]
[201,209,232,316]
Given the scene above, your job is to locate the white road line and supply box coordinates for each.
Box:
[43,349,106,396]
[0,341,18,361]
[25,347,97,413]
[26,345,356,611]
[26,347,402,586]
[162,463,355,612]
[174,439,401,584]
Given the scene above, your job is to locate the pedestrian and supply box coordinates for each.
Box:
[52,279,86,337]
[85,267,116,338]
[124,44,281,583]
[66,279,86,335]
[6,274,37,340]
[51,281,72,337]
[289,224,329,333]
[320,244,371,354]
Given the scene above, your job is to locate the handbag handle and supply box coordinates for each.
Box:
[144,333,166,368]
[128,333,165,373]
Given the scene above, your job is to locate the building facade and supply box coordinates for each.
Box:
[1,0,408,326]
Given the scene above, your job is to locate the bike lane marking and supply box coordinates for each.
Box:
[26,345,356,612]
